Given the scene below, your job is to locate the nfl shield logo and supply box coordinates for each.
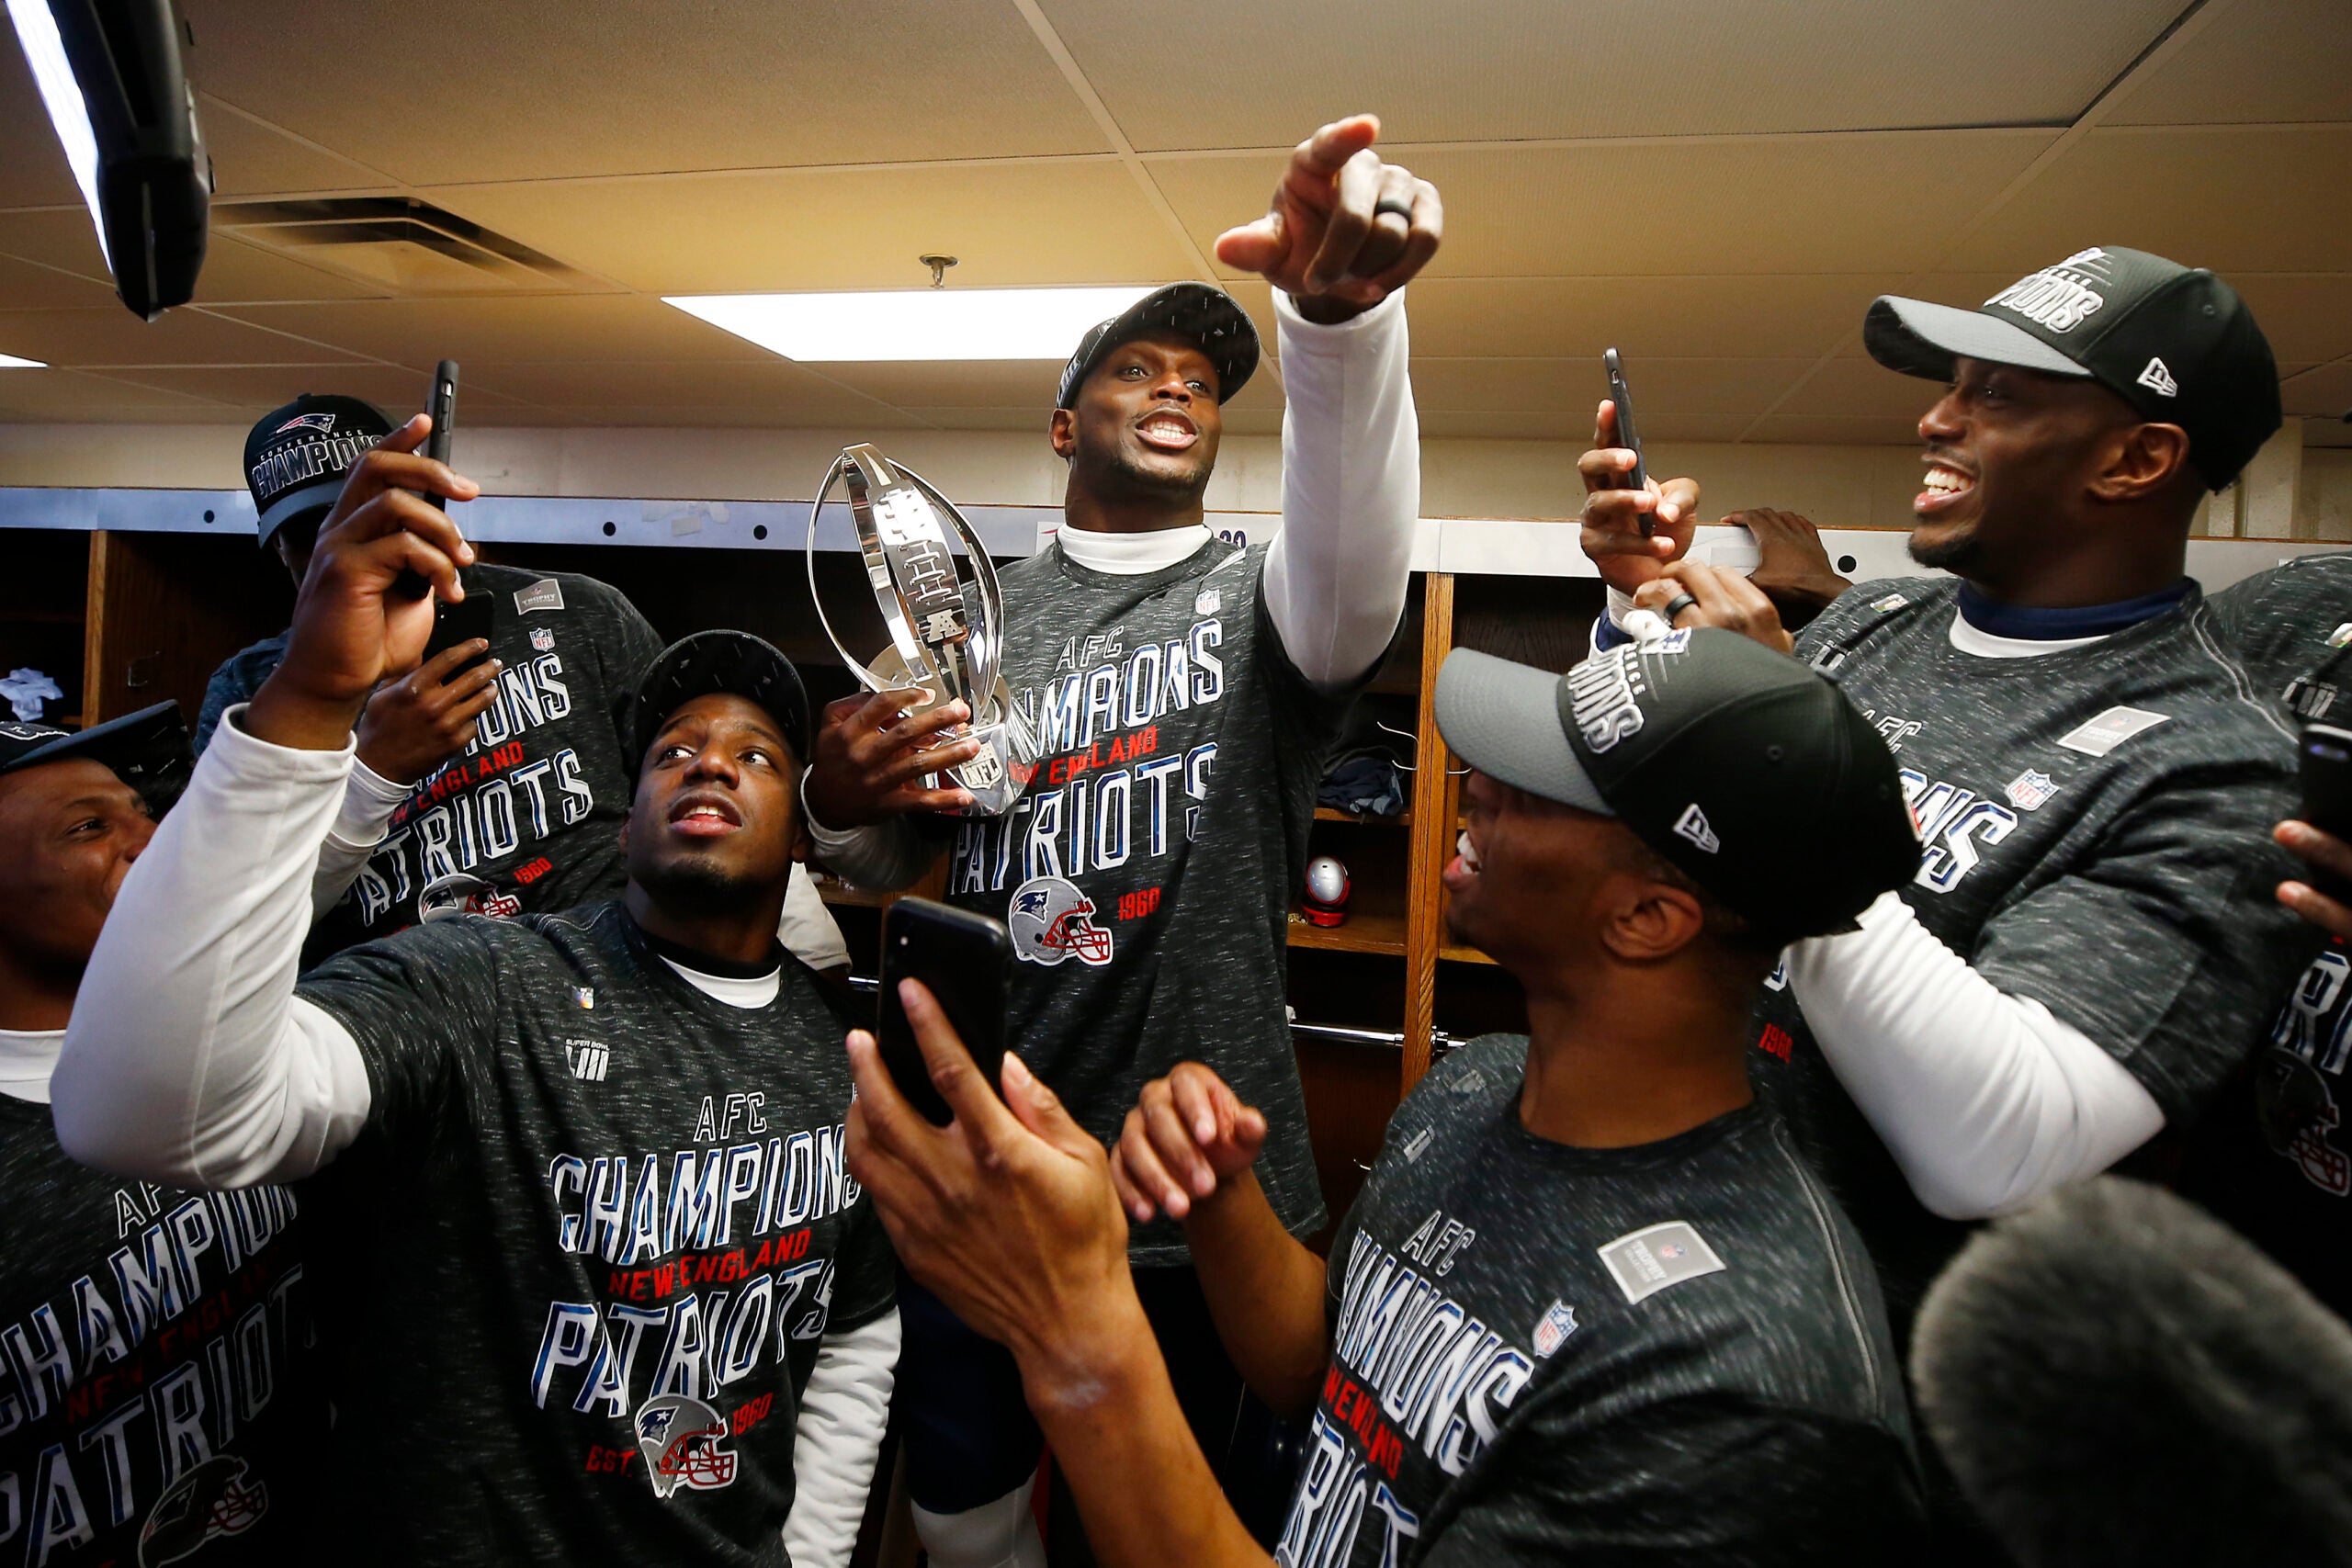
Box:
[1195,588,1221,615]
[531,626,555,652]
[1532,1301,1578,1359]
[2005,770,2058,811]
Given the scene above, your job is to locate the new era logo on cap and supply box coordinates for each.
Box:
[2137,356,2178,397]
[1672,803,1720,854]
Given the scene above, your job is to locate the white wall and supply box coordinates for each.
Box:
[0,420,2336,539]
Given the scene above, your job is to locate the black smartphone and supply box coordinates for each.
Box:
[1601,347,1655,536]
[877,897,1012,1126]
[423,585,496,674]
[424,358,458,511]
[2300,723,2352,840]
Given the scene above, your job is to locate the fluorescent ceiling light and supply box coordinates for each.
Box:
[0,353,48,369]
[665,287,1153,362]
[5,0,108,269]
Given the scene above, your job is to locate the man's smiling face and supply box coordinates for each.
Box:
[1053,331,1224,506]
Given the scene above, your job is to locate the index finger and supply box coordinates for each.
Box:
[842,1027,938,1167]
[899,979,1022,1144]
[414,637,491,682]
[1295,113,1380,178]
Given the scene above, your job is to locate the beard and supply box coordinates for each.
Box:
[1074,433,1214,504]
[631,849,770,916]
[1908,521,1985,574]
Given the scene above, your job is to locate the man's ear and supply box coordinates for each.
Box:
[1048,406,1078,463]
[1599,876,1709,965]
[2090,422,2193,505]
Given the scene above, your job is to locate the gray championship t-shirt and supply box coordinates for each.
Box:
[198,566,666,957]
[2178,553,2352,1317]
[295,900,895,1568]
[0,1091,322,1566]
[943,540,1367,1263]
[1274,1038,1922,1567]
[1758,578,2319,1336]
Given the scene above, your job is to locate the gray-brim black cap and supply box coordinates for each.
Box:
[1056,282,1260,410]
[1435,633,1919,941]
[0,701,192,810]
[1863,245,2281,491]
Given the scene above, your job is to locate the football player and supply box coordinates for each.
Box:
[799,114,1439,1565]
[844,629,1931,1566]
[0,702,323,1565]
[52,425,896,1568]
[1586,250,2320,1540]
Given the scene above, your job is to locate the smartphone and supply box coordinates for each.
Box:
[424,359,458,511]
[877,897,1012,1126]
[423,585,496,675]
[2300,724,2352,840]
[1601,347,1654,536]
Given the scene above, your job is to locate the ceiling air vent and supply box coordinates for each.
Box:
[210,197,582,294]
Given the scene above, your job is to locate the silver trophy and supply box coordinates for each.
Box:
[806,444,1036,816]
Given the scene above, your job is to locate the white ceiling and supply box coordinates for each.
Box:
[0,0,2346,446]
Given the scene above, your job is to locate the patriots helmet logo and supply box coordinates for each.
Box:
[635,1394,738,1497]
[139,1454,268,1565]
[273,411,335,435]
[1009,874,1113,966]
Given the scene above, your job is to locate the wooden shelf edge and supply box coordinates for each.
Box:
[1287,911,1407,957]
[1313,806,1412,826]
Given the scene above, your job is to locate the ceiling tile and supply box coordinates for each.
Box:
[2303,416,2352,448]
[208,296,778,366]
[2229,276,2352,368]
[1399,276,1900,361]
[2104,0,2352,127]
[0,208,108,283]
[192,234,393,305]
[0,367,233,420]
[0,253,118,312]
[1041,0,2180,147]
[0,306,365,368]
[2283,362,2352,420]
[1409,357,1810,423]
[197,97,396,197]
[890,407,1052,434]
[1945,128,2352,276]
[179,0,1108,184]
[428,161,1193,295]
[1149,131,2061,280]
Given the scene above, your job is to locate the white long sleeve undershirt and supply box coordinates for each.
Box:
[1784,892,2164,1219]
[784,1308,901,1568]
[806,288,1419,886]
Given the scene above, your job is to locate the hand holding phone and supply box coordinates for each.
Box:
[877,898,1012,1125]
[2300,725,2352,841]
[1602,347,1655,536]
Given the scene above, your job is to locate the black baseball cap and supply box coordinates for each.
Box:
[1435,629,1919,940]
[245,394,397,547]
[0,701,192,810]
[1056,282,1261,410]
[628,631,810,773]
[1864,246,2281,491]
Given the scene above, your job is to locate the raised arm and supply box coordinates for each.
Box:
[1112,1064,1331,1416]
[1219,116,1440,689]
[54,414,481,1187]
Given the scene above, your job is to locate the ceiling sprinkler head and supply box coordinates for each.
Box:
[919,254,958,289]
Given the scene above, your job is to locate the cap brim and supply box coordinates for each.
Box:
[254,479,341,542]
[1058,281,1261,408]
[1434,649,1611,816]
[4,701,192,809]
[1864,296,2094,382]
